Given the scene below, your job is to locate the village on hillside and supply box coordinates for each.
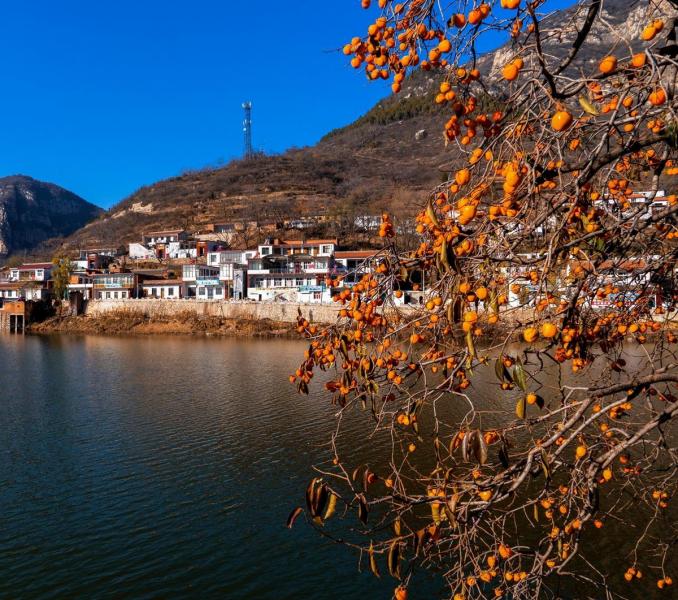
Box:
[0,186,672,333]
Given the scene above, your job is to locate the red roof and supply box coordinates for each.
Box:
[334,250,380,259]
[267,239,337,246]
[17,263,52,270]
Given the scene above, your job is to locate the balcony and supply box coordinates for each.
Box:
[247,265,329,275]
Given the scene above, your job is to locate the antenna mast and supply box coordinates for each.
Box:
[242,101,253,159]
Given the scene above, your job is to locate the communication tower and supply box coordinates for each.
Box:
[242,101,253,159]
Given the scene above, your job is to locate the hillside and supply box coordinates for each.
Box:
[52,111,450,253]
[0,175,102,257]
[37,0,672,255]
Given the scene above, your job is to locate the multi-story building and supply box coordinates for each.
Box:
[92,272,154,300]
[182,264,226,300]
[6,263,53,301]
[74,249,117,271]
[246,239,337,302]
[9,263,53,283]
[67,272,95,300]
[138,229,196,260]
[333,250,380,284]
[257,238,336,258]
[207,249,255,267]
[142,229,189,246]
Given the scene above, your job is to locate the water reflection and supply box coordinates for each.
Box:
[0,335,673,599]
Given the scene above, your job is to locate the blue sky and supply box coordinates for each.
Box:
[1,0,571,208]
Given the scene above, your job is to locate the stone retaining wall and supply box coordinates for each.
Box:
[84,299,340,324]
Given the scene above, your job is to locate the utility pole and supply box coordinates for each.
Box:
[242,101,253,159]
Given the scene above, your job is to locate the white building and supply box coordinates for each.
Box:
[207,249,254,267]
[142,280,184,299]
[9,263,52,283]
[182,264,226,300]
[129,243,156,260]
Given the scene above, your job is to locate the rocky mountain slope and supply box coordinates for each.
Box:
[0,176,102,257]
[36,0,675,255]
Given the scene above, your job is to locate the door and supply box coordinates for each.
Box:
[207,286,214,300]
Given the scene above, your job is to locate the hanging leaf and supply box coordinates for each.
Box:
[393,518,402,537]
[446,494,459,527]
[413,528,426,556]
[313,482,329,519]
[541,449,551,480]
[494,357,507,382]
[578,95,599,116]
[286,506,303,529]
[533,503,539,522]
[450,431,463,455]
[465,329,476,360]
[513,362,528,392]
[439,238,450,272]
[369,542,381,578]
[474,430,489,465]
[461,430,471,462]
[323,493,338,521]
[426,199,441,228]
[358,494,369,525]
[305,478,320,514]
[516,396,527,419]
[498,444,510,469]
[387,539,402,579]
[490,291,499,315]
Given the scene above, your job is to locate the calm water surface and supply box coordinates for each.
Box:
[0,335,673,599]
[1,335,433,599]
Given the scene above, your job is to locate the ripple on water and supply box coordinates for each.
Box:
[0,336,405,600]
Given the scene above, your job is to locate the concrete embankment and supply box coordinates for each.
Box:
[85,299,340,323]
[28,300,340,337]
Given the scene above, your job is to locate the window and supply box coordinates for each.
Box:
[274,279,282,287]
[167,287,175,296]
[113,291,119,299]
[313,291,322,300]
[198,287,206,296]
[261,247,271,256]
[321,245,332,254]
[295,279,303,287]
[121,291,127,298]
[106,292,111,299]
[215,287,223,295]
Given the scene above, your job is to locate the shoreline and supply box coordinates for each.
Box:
[27,312,301,338]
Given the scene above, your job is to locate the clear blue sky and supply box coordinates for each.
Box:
[1,0,571,209]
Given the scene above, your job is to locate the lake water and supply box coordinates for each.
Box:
[0,335,421,599]
[0,335,673,599]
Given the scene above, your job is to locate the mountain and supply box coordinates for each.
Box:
[0,175,102,257]
[37,0,676,254]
